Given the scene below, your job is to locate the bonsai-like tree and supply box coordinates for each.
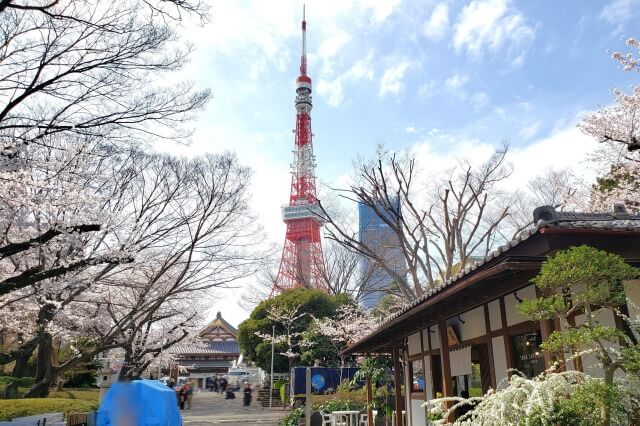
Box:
[519,245,639,426]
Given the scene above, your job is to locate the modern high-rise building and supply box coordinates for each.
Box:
[358,197,406,309]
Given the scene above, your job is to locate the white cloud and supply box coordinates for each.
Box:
[445,73,469,89]
[409,126,600,197]
[365,0,402,23]
[508,127,600,189]
[418,80,438,99]
[406,126,416,133]
[518,121,541,140]
[317,52,375,106]
[424,3,449,41]
[471,92,489,111]
[318,30,352,60]
[453,0,535,61]
[600,0,640,23]
[378,61,411,97]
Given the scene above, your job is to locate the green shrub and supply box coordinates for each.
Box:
[0,398,98,420]
[0,376,34,387]
[544,380,626,426]
[311,390,365,413]
[281,407,303,426]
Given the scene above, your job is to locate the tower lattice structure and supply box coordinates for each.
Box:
[272,9,328,296]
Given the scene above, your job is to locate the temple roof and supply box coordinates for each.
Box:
[198,311,238,339]
[170,340,240,356]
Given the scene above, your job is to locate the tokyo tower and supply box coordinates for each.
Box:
[271,8,328,296]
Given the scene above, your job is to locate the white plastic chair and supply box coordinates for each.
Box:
[331,414,349,426]
[319,411,332,426]
[359,410,378,426]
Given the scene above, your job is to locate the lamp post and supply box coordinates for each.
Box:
[269,325,275,409]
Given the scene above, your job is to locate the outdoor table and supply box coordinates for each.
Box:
[330,410,360,426]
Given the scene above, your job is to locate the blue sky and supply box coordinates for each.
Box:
[166,0,640,325]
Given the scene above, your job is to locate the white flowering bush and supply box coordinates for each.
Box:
[423,370,640,425]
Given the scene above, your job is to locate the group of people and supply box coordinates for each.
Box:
[166,376,253,409]
[207,375,228,393]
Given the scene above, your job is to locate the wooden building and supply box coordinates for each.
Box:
[170,311,239,388]
[343,206,640,426]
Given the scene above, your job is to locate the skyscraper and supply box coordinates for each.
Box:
[358,197,406,309]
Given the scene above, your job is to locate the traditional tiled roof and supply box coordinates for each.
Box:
[355,205,640,346]
[198,311,238,338]
[170,340,240,356]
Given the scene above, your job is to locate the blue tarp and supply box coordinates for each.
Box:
[97,379,182,426]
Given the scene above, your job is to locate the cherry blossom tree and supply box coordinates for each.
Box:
[313,304,376,366]
[0,146,264,395]
[590,162,640,213]
[580,86,640,154]
[255,303,308,373]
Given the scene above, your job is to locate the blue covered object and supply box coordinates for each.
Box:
[97,379,181,426]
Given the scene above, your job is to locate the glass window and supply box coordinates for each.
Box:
[511,330,545,378]
[411,359,424,393]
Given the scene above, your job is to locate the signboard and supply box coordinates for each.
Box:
[447,326,461,347]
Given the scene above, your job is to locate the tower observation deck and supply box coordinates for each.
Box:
[271,7,328,296]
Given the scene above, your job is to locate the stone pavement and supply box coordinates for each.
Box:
[181,390,288,425]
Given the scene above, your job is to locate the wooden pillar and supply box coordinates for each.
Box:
[437,321,452,398]
[499,297,514,370]
[483,304,497,389]
[438,321,453,424]
[366,376,373,426]
[539,318,555,368]
[392,341,403,426]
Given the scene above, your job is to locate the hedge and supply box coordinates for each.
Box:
[48,389,99,402]
[0,398,98,420]
[0,376,35,387]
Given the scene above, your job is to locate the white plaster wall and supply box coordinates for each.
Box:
[505,285,537,326]
[456,306,486,341]
[430,325,440,350]
[424,355,433,400]
[408,332,422,356]
[624,279,640,319]
[492,336,509,386]
[488,299,502,331]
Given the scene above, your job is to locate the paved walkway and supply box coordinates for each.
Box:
[181,390,287,425]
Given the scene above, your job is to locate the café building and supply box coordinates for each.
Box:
[343,206,640,426]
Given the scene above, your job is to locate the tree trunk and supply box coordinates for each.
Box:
[602,365,615,426]
[24,333,55,398]
[11,351,32,377]
[118,347,133,381]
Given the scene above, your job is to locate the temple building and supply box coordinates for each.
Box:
[343,206,640,426]
[169,311,239,388]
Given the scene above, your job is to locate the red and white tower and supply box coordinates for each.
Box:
[271,8,328,296]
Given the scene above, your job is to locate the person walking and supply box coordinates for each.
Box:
[184,382,194,409]
[178,385,186,410]
[242,381,252,408]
